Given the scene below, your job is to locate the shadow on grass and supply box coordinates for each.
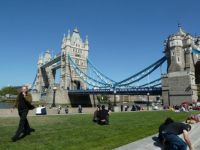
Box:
[11,133,29,143]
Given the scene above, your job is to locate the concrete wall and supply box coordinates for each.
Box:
[0,107,97,117]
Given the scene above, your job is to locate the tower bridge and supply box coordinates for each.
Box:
[31,26,200,106]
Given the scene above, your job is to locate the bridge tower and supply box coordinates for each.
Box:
[60,28,89,90]
[162,26,199,106]
[34,50,54,92]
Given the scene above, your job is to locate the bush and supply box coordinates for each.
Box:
[0,86,18,96]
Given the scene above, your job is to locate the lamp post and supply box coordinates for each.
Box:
[52,86,57,107]
[147,92,150,111]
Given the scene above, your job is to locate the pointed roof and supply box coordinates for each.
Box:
[85,35,89,44]
[67,29,70,39]
[73,27,79,33]
[62,33,66,42]
[176,23,186,36]
[71,27,82,43]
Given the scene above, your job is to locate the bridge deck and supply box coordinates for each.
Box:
[68,88,162,95]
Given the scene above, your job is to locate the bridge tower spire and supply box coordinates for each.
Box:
[162,26,199,106]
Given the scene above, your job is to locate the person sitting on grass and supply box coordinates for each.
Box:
[93,105,101,123]
[97,105,109,125]
[162,122,192,150]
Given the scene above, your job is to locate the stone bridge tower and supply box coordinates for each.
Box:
[34,50,53,92]
[60,28,89,90]
[32,28,90,105]
[162,26,199,106]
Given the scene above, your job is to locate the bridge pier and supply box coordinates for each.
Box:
[89,94,97,107]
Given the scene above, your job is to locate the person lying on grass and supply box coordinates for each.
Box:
[158,117,174,143]
[159,118,192,150]
[186,114,200,124]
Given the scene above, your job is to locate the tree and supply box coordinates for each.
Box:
[97,94,110,103]
[0,86,18,96]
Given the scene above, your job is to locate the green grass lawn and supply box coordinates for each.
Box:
[0,111,196,150]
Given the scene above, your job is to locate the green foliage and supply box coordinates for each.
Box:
[0,111,197,150]
[0,86,18,96]
[97,94,110,103]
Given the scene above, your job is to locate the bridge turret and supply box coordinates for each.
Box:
[67,29,70,39]
[34,54,46,92]
[62,33,66,42]
[162,25,198,106]
[84,35,89,50]
[37,54,43,66]
[43,50,52,63]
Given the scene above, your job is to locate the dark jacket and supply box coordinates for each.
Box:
[14,93,34,110]
[98,109,109,120]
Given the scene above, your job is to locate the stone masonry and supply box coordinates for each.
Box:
[162,26,200,106]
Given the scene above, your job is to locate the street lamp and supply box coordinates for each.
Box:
[147,92,150,111]
[52,86,57,107]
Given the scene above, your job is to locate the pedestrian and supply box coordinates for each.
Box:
[78,105,82,113]
[57,105,62,114]
[12,86,35,142]
[65,105,69,114]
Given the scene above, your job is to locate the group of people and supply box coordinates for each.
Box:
[11,85,194,149]
[158,118,192,150]
[93,105,110,125]
[186,114,200,124]
[57,105,82,114]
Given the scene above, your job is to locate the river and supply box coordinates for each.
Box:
[0,102,13,109]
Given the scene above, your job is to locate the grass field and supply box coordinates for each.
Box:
[0,111,196,150]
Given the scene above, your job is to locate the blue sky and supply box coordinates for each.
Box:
[0,0,200,88]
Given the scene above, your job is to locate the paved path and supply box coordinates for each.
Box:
[0,107,96,117]
[114,122,200,150]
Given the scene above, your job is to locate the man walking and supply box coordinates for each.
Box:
[12,86,35,142]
